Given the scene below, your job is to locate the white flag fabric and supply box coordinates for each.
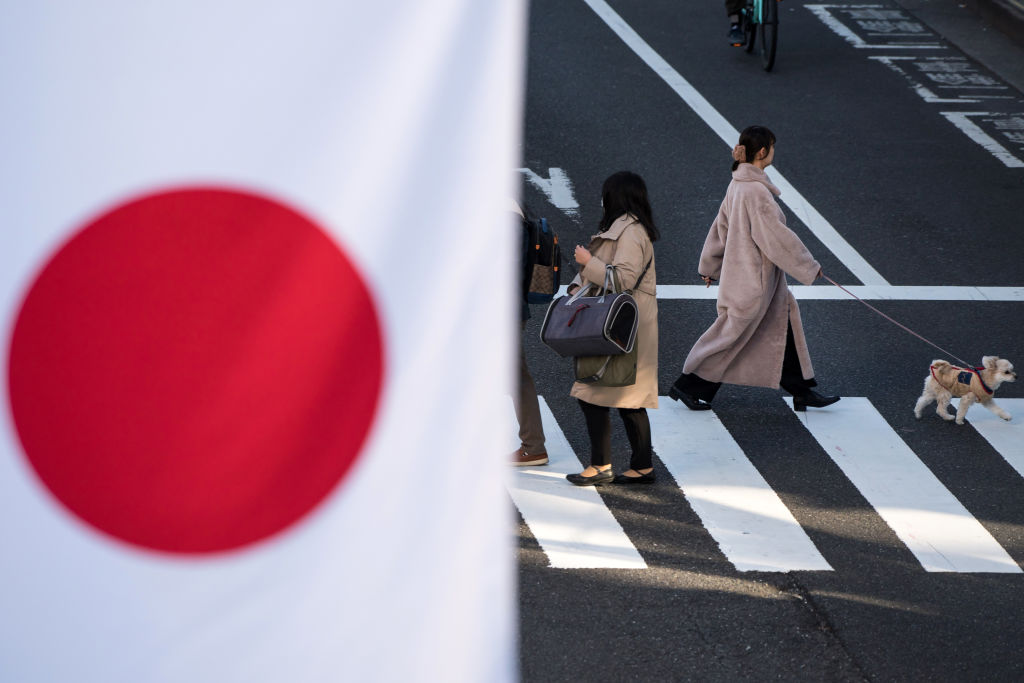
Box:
[0,2,522,681]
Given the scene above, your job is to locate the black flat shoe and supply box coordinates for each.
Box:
[793,391,841,412]
[613,470,656,484]
[566,468,614,486]
[668,385,712,411]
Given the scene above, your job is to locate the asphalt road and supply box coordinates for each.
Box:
[516,1,1024,680]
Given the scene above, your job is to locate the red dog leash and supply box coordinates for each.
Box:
[821,274,973,367]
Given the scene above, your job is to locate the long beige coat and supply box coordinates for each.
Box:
[682,164,820,388]
[569,214,658,409]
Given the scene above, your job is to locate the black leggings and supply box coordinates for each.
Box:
[577,400,652,470]
[674,323,817,401]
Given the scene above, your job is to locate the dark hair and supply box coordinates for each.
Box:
[598,171,660,242]
[731,125,777,171]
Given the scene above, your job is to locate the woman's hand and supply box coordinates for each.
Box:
[574,245,591,266]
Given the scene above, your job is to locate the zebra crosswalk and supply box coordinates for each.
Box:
[648,403,832,572]
[967,399,1024,480]
[507,399,645,569]
[509,397,1024,573]
[790,397,1019,573]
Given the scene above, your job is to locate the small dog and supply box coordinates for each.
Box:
[914,356,1016,424]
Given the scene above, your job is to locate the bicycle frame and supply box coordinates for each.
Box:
[746,0,764,25]
[741,0,778,71]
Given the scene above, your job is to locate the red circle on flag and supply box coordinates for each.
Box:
[7,187,385,554]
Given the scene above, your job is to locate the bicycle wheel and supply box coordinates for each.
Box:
[759,0,777,71]
[743,5,756,53]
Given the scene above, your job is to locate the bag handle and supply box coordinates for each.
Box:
[565,283,589,305]
[567,253,652,303]
[601,257,652,299]
[564,265,614,304]
[597,265,617,303]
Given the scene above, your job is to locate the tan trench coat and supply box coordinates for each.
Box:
[569,214,658,409]
[682,164,820,388]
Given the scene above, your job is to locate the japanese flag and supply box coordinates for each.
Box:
[0,2,522,681]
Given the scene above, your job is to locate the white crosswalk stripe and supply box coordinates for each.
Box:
[789,397,1021,573]
[507,397,646,569]
[648,402,832,572]
[512,396,1023,573]
[963,398,1024,480]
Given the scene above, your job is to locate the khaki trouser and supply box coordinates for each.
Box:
[514,322,546,454]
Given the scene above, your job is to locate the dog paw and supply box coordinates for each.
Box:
[955,417,965,425]
[1001,414,1012,422]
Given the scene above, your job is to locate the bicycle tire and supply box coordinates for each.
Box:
[743,5,756,53]
[759,0,777,71]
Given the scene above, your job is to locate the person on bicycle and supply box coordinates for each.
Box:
[726,0,745,45]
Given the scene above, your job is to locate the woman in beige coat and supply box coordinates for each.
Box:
[565,172,659,486]
[670,126,839,412]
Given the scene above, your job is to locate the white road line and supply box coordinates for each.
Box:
[791,397,1021,573]
[805,5,943,49]
[581,0,890,287]
[963,398,1024,480]
[556,285,1024,301]
[869,56,981,104]
[649,401,832,572]
[661,285,1024,301]
[940,112,1024,168]
[518,167,580,217]
[508,397,647,569]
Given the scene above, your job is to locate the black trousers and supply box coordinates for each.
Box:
[577,399,652,470]
[725,0,745,16]
[673,323,817,402]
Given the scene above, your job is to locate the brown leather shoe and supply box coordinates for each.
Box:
[512,446,548,466]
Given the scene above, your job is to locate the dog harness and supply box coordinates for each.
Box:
[929,364,993,398]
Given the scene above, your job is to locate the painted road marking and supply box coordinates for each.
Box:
[806,5,942,49]
[982,114,1024,157]
[964,398,1024,481]
[556,284,1024,301]
[518,167,580,218]
[791,397,1021,572]
[649,402,832,572]
[508,397,646,569]
[941,112,1024,168]
[581,0,889,286]
[868,56,1011,104]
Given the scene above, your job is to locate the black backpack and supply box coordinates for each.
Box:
[524,217,561,304]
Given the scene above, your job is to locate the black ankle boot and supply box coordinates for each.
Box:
[793,390,840,412]
[668,385,712,411]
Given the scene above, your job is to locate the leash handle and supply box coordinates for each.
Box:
[821,274,973,367]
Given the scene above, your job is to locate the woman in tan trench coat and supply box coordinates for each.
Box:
[565,172,659,486]
[670,126,840,412]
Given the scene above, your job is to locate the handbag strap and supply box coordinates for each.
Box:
[573,252,653,300]
[626,258,652,294]
[598,264,619,303]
